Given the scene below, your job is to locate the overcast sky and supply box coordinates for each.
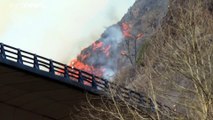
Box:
[0,0,135,63]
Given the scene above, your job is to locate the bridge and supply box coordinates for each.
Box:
[0,43,171,120]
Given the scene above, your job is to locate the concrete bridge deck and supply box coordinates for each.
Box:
[0,63,93,120]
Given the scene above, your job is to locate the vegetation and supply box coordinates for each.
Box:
[73,0,213,119]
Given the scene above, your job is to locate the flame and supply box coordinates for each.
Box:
[70,59,93,72]
[102,45,111,57]
[69,22,144,78]
[136,33,144,40]
[121,50,128,56]
[78,52,90,61]
[70,59,103,77]
[122,22,144,40]
[122,22,134,38]
[93,41,103,51]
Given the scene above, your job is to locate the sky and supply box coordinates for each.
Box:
[0,0,135,63]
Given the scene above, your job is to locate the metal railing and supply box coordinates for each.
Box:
[0,43,174,115]
[0,43,109,89]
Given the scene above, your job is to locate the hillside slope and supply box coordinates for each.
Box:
[74,0,213,119]
[69,0,169,79]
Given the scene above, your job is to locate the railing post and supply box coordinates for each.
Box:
[64,66,69,79]
[129,91,133,101]
[149,98,155,112]
[92,75,97,89]
[139,95,146,107]
[104,79,109,89]
[17,49,23,64]
[78,70,84,84]
[0,43,6,59]
[33,54,39,69]
[49,60,55,74]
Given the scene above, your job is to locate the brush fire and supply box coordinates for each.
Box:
[68,0,169,80]
[69,22,143,79]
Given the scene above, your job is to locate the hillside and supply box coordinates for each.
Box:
[126,0,213,119]
[69,0,169,79]
[75,0,213,119]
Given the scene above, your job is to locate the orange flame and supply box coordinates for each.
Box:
[121,50,128,56]
[122,22,134,38]
[136,33,144,40]
[78,53,90,61]
[70,59,103,77]
[69,22,144,78]
[102,45,111,57]
[93,41,103,51]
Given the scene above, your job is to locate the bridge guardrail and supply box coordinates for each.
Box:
[0,43,175,115]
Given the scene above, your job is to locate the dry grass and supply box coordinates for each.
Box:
[132,0,213,119]
[72,88,153,120]
[73,0,213,119]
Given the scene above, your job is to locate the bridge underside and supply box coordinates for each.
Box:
[0,63,94,120]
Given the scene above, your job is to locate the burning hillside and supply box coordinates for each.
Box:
[69,0,169,79]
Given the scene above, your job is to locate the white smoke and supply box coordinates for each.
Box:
[0,0,135,64]
[102,26,123,79]
[79,25,124,79]
[77,0,170,80]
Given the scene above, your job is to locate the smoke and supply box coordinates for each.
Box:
[88,25,124,79]
[0,0,135,63]
[72,0,170,79]
[101,26,124,79]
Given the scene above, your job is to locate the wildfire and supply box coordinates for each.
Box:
[122,22,134,38]
[77,53,90,61]
[121,50,128,56]
[102,45,111,57]
[69,59,103,77]
[69,41,109,77]
[136,33,144,40]
[93,41,103,51]
[122,22,144,40]
[69,22,144,78]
